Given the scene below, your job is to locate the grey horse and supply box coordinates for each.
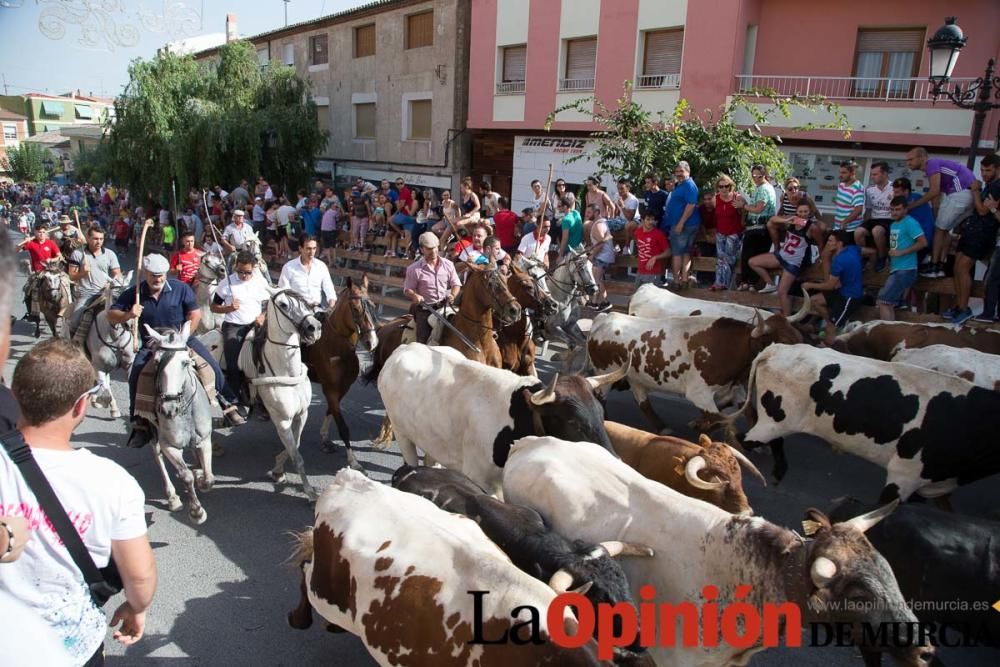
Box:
[539,246,598,349]
[34,259,72,339]
[84,270,135,418]
[143,322,215,524]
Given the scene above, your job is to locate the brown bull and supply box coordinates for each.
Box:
[832,320,1000,360]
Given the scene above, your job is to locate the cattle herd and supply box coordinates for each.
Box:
[287,283,1000,666]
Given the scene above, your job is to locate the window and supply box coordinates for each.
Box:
[74,104,93,119]
[853,28,924,98]
[256,46,269,69]
[498,45,526,94]
[408,99,432,140]
[639,29,683,88]
[283,43,294,66]
[406,11,434,49]
[310,34,328,66]
[355,24,376,58]
[316,105,330,137]
[354,102,376,139]
[3,123,17,142]
[41,101,65,117]
[561,37,597,91]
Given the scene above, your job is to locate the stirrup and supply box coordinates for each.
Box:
[222,404,247,426]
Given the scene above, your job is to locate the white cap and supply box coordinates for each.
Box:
[418,231,439,248]
[143,253,169,274]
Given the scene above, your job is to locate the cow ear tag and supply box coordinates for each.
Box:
[801,520,822,536]
[672,456,686,477]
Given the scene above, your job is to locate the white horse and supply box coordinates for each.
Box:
[238,288,323,500]
[143,322,215,524]
[539,247,598,349]
[84,270,135,418]
[194,253,227,333]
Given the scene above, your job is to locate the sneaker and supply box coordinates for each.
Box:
[874,256,888,273]
[919,264,939,278]
[952,308,974,326]
[758,284,778,295]
[973,314,997,324]
[933,264,947,278]
[941,307,960,319]
[621,246,632,256]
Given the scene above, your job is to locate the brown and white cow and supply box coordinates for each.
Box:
[288,469,608,666]
[891,343,1000,391]
[587,298,807,433]
[504,437,934,667]
[604,421,764,515]
[832,320,1000,360]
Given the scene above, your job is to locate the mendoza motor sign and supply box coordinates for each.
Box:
[511,135,615,214]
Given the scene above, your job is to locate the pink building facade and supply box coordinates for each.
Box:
[469,0,1000,212]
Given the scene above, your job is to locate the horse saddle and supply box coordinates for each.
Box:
[134,350,217,423]
[426,304,457,346]
[70,293,106,340]
[249,323,267,374]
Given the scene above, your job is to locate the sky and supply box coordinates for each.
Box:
[0,0,367,98]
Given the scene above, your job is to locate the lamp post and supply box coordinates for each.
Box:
[926,17,1000,170]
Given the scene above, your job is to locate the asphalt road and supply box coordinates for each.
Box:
[4,243,998,666]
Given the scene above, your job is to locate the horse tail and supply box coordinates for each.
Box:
[372,415,394,450]
[286,527,315,567]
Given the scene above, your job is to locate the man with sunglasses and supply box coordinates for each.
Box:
[211,251,270,409]
[108,253,245,449]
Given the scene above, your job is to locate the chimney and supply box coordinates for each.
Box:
[226,14,238,42]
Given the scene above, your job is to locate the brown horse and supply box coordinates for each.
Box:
[363,261,522,381]
[496,264,557,376]
[442,262,521,367]
[306,275,379,471]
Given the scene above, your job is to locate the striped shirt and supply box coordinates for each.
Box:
[834,180,865,231]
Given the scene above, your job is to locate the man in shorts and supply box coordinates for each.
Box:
[803,230,863,344]
[945,154,1000,324]
[906,147,974,278]
[860,161,893,272]
[664,161,701,288]
[634,211,670,287]
[877,196,927,321]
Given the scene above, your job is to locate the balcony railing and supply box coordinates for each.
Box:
[735,75,977,102]
[558,77,595,92]
[496,80,525,95]
[636,73,681,90]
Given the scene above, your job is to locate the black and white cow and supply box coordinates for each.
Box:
[828,497,1000,651]
[376,343,627,496]
[392,465,655,663]
[720,343,1000,502]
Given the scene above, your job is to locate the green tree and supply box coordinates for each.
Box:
[545,82,852,194]
[108,40,327,208]
[1,141,50,182]
[72,141,114,184]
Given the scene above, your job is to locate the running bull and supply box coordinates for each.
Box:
[288,469,607,666]
[717,343,1000,502]
[375,343,627,497]
[832,320,1000,360]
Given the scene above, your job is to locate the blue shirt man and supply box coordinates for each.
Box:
[662,174,701,233]
[301,203,322,237]
[831,244,863,299]
[108,253,240,443]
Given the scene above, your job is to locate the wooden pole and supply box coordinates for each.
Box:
[537,163,555,223]
[133,218,153,352]
[71,209,86,241]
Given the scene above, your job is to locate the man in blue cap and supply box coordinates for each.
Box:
[106,253,246,448]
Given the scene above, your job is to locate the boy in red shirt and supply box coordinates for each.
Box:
[634,212,670,286]
[168,230,204,287]
[492,196,519,254]
[19,222,62,272]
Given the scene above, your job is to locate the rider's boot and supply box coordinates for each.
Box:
[217,394,248,427]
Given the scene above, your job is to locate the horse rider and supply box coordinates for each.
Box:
[17,222,63,319]
[402,231,461,344]
[210,250,270,407]
[220,209,254,256]
[107,253,247,448]
[51,214,83,253]
[68,225,121,344]
[277,234,336,311]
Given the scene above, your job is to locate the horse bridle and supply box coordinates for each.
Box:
[154,346,196,415]
[94,311,133,356]
[544,250,591,300]
[267,289,316,346]
[345,293,378,338]
[457,267,519,329]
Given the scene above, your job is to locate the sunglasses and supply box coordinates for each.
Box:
[78,382,103,403]
[718,185,732,190]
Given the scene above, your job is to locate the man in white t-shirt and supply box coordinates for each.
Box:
[515,218,552,269]
[860,161,894,272]
[211,251,271,401]
[221,210,254,256]
[0,339,156,666]
[458,224,508,266]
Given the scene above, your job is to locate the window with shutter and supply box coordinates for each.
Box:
[355,103,376,139]
[406,11,434,49]
[498,45,526,94]
[316,105,330,139]
[310,34,329,66]
[562,38,597,91]
[355,24,376,58]
[640,29,683,88]
[283,43,294,66]
[852,28,924,98]
[409,99,432,140]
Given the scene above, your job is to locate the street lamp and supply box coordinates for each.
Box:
[927,16,1000,169]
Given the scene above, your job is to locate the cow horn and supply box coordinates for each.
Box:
[842,498,899,534]
[810,556,837,588]
[725,444,767,487]
[751,309,767,338]
[787,286,812,324]
[570,581,593,596]
[685,456,727,491]
[600,541,655,558]
[548,568,575,593]
[529,373,559,406]
[586,352,632,391]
